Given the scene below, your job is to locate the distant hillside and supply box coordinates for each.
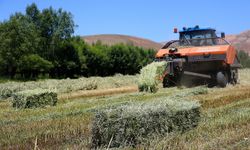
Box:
[82,34,162,50]
[82,31,250,54]
[226,30,250,53]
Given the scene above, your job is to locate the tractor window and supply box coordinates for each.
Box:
[180,30,218,46]
[162,30,229,49]
[192,34,205,39]
[180,31,215,40]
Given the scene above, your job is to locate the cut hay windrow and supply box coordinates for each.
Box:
[12,89,57,109]
[0,74,137,100]
[138,61,168,92]
[91,97,200,148]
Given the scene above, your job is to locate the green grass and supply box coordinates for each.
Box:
[0,69,250,149]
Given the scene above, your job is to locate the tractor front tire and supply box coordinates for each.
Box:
[216,72,228,88]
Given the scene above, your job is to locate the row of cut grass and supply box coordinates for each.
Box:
[0,69,249,149]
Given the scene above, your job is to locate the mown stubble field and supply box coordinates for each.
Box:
[0,70,250,149]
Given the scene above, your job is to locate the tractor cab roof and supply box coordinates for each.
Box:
[179,26,216,33]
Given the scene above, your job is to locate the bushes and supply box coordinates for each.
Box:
[91,98,200,148]
[138,61,167,92]
[19,54,53,79]
[84,43,156,77]
[12,89,57,108]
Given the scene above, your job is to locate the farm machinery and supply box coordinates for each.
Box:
[156,26,241,87]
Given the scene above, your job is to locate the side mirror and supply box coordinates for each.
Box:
[221,32,225,38]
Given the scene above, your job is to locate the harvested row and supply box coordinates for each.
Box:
[58,86,138,100]
[194,85,250,109]
[12,89,57,108]
[0,74,137,99]
[91,97,200,148]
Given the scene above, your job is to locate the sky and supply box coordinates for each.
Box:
[0,0,249,42]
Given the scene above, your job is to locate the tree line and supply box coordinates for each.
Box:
[0,3,155,79]
[0,3,249,80]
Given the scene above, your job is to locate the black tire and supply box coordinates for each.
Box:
[231,69,238,85]
[163,76,175,88]
[216,72,228,88]
[208,74,217,88]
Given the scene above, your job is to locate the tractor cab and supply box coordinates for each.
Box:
[178,26,225,47]
[161,26,228,50]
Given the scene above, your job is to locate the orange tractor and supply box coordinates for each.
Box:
[156,26,241,87]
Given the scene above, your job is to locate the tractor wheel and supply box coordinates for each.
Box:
[216,71,228,88]
[231,69,238,85]
[163,76,175,88]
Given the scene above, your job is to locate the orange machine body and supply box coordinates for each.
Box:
[156,45,236,65]
[156,26,241,87]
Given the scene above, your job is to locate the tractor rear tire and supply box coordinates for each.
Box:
[216,72,228,88]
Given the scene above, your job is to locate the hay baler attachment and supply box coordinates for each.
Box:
[156,26,241,87]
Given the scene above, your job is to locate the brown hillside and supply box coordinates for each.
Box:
[226,30,250,53]
[81,31,250,54]
[82,34,162,50]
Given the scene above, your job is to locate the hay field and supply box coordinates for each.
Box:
[0,74,137,100]
[0,69,250,149]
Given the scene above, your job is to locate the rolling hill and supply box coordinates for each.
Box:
[82,30,250,54]
[82,34,162,50]
[226,30,250,53]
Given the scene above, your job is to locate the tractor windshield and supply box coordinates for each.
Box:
[178,30,228,47]
[180,30,216,40]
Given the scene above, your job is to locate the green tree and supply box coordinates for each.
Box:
[108,44,155,75]
[26,3,41,26]
[70,36,88,74]
[84,42,110,76]
[50,41,82,78]
[39,7,75,60]
[18,54,53,79]
[0,13,39,78]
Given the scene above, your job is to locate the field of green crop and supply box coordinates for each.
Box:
[0,70,250,149]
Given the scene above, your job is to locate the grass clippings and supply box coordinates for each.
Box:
[138,61,167,92]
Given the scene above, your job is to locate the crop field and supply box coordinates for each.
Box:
[0,70,250,149]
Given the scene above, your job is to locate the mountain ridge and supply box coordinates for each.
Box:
[82,34,162,50]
